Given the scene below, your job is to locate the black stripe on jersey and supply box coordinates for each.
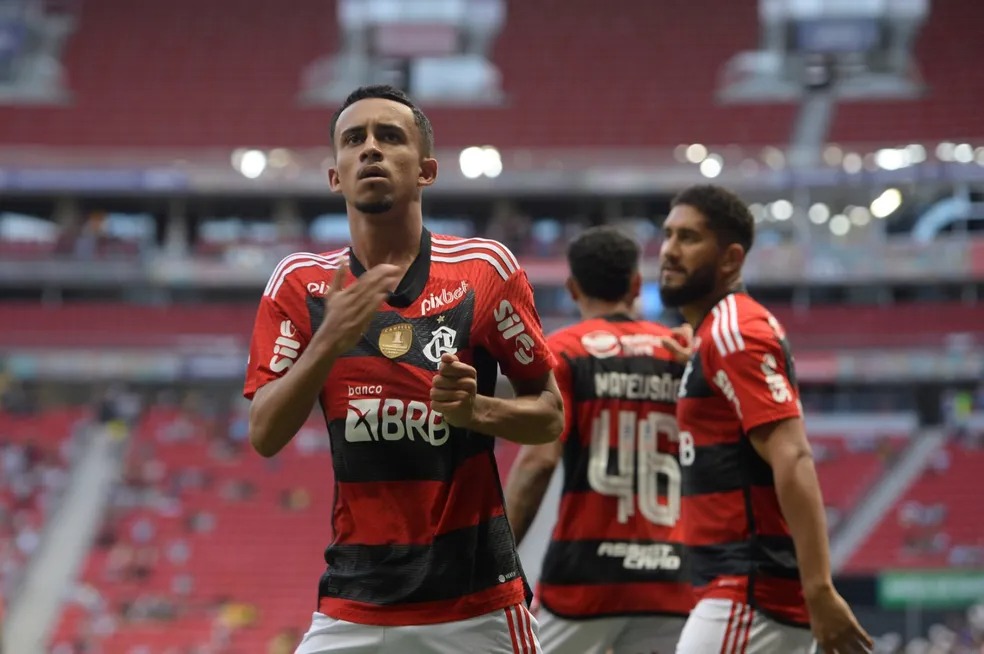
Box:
[680,349,715,399]
[567,355,684,404]
[682,441,774,496]
[311,292,477,373]
[540,539,689,586]
[328,419,493,483]
[689,536,800,587]
[319,514,520,605]
[778,336,799,390]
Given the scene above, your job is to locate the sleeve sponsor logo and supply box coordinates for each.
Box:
[269,320,301,374]
[580,331,667,359]
[713,369,742,419]
[493,299,535,365]
[761,353,794,403]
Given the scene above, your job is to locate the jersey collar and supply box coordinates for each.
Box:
[348,227,432,308]
[693,284,748,330]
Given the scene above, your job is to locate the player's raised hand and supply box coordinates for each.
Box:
[316,259,402,357]
[807,585,874,654]
[430,353,478,428]
[660,323,694,364]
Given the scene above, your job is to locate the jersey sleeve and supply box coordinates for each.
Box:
[243,261,316,400]
[703,315,802,434]
[547,335,576,442]
[477,267,556,382]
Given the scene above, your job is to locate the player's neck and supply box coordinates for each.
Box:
[579,299,634,322]
[681,278,744,327]
[348,211,423,270]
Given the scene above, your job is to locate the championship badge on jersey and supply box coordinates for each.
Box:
[379,323,413,359]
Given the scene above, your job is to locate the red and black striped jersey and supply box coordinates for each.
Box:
[675,292,809,626]
[244,229,555,626]
[538,315,694,619]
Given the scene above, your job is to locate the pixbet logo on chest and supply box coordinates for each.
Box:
[420,280,468,315]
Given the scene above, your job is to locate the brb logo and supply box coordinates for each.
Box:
[344,399,450,446]
[269,320,301,373]
[494,300,535,365]
[421,280,468,316]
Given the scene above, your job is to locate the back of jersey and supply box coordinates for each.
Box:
[538,315,694,619]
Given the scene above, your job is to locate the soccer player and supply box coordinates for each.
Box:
[244,85,564,654]
[504,226,693,654]
[658,185,873,654]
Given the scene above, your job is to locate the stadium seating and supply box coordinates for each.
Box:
[48,405,532,652]
[0,405,90,607]
[2,300,979,351]
[845,441,984,573]
[1,0,982,149]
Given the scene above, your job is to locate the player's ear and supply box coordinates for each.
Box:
[327,164,343,194]
[418,156,438,188]
[565,277,581,303]
[627,270,642,302]
[720,243,745,276]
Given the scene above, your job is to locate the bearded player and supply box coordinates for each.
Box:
[505,226,693,654]
[658,184,872,654]
[245,85,564,653]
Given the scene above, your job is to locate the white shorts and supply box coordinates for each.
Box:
[294,604,541,654]
[538,609,685,654]
[676,599,815,654]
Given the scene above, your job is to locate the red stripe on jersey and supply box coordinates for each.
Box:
[749,486,791,537]
[552,491,680,542]
[539,581,693,618]
[318,577,526,626]
[677,397,743,447]
[698,576,810,626]
[333,453,502,545]
[432,235,520,270]
[264,251,346,299]
[681,491,748,547]
[754,577,809,624]
[432,237,519,281]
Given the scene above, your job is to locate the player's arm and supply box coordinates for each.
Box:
[503,347,573,540]
[469,372,564,445]
[473,265,564,444]
[504,439,562,544]
[247,260,400,457]
[748,417,831,598]
[248,335,340,457]
[712,316,872,653]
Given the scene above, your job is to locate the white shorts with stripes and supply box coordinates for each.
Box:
[675,599,815,654]
[537,609,685,654]
[294,604,541,654]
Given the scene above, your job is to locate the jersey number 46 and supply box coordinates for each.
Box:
[588,409,684,528]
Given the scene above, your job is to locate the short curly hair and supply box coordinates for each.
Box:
[671,184,755,254]
[567,226,640,302]
[330,84,434,156]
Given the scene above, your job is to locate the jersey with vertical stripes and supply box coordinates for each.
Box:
[244,229,556,626]
[538,315,694,619]
[675,291,809,626]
